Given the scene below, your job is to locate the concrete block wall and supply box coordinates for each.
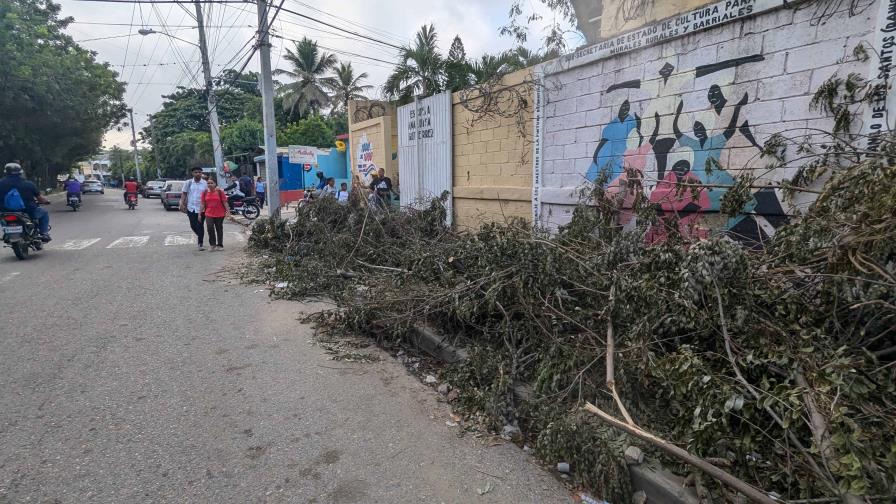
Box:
[538,2,875,242]
[453,69,534,230]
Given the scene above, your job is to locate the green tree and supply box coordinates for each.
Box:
[505,46,558,71]
[470,53,513,84]
[327,112,348,136]
[221,119,263,157]
[444,35,473,92]
[323,62,372,113]
[384,24,445,102]
[0,0,127,186]
[274,38,338,118]
[278,116,334,148]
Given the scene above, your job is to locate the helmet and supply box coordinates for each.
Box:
[4,163,22,175]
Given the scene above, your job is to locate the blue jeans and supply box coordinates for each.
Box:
[25,206,49,234]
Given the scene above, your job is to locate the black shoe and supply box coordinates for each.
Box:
[39,234,52,243]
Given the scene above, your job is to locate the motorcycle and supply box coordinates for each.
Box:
[229,196,260,220]
[1,209,47,260]
[67,194,81,211]
[126,192,138,210]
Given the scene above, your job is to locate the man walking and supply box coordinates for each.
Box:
[179,166,208,251]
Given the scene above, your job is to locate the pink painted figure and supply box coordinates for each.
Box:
[646,159,711,244]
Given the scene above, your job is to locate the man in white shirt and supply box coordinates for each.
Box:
[179,166,209,251]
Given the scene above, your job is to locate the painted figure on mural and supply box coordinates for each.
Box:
[605,112,662,226]
[707,84,763,150]
[646,159,711,243]
[672,93,749,209]
[585,100,640,184]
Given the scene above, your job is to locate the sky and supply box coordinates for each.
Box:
[56,0,582,149]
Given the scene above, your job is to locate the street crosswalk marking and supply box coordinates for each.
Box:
[0,272,21,285]
[44,231,246,250]
[106,236,150,248]
[164,234,194,246]
[58,238,102,250]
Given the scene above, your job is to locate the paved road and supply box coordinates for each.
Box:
[0,191,569,503]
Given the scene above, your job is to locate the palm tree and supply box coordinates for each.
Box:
[505,46,558,72]
[274,37,337,117]
[384,24,445,102]
[470,54,512,84]
[323,62,373,113]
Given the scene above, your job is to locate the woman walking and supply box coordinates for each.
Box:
[200,178,229,251]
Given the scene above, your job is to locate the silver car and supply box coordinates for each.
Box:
[143,180,167,198]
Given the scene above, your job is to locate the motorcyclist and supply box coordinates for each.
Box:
[223,175,245,207]
[63,176,82,203]
[123,177,139,205]
[0,162,51,241]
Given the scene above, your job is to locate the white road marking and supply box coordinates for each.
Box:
[164,234,194,246]
[0,272,21,284]
[106,236,150,248]
[58,238,102,250]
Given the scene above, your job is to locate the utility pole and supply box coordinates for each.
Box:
[128,108,142,184]
[195,0,225,185]
[149,114,161,179]
[257,0,280,218]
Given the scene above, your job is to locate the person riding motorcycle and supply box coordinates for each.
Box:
[0,162,51,241]
[63,176,82,203]
[123,177,139,205]
[223,175,245,208]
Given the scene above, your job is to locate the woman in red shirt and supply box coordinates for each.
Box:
[200,178,229,251]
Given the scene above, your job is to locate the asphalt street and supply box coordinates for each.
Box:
[0,190,569,503]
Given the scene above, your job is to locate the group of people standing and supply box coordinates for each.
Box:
[179,167,267,251]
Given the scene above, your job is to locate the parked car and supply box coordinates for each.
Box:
[142,180,167,198]
[82,180,104,194]
[160,181,185,210]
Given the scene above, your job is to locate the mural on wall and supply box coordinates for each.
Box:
[585,54,787,244]
[356,133,378,186]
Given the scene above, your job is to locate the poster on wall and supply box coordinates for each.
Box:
[397,92,453,224]
[356,133,378,186]
[288,146,318,166]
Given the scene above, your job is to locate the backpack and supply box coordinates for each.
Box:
[3,188,26,211]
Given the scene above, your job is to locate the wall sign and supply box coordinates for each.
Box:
[398,92,453,224]
[288,146,318,165]
[356,133,377,185]
[544,0,785,74]
[862,0,896,153]
[532,74,545,224]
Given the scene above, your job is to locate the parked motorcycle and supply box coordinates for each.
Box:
[67,194,81,211]
[229,196,260,220]
[1,211,46,260]
[126,192,138,210]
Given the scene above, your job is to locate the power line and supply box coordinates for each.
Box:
[271,33,395,66]
[291,0,409,45]
[276,5,402,50]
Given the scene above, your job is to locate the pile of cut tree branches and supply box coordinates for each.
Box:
[246,152,895,502]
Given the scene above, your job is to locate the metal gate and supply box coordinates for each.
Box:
[398,92,453,225]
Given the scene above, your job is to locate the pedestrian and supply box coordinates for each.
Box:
[200,178,229,251]
[180,166,208,251]
[369,168,394,208]
[321,177,337,198]
[255,176,266,209]
[336,182,349,205]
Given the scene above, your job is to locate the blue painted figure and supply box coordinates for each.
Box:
[586,100,640,184]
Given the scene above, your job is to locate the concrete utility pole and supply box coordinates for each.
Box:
[128,108,142,184]
[195,0,225,185]
[149,114,161,179]
[256,0,280,218]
